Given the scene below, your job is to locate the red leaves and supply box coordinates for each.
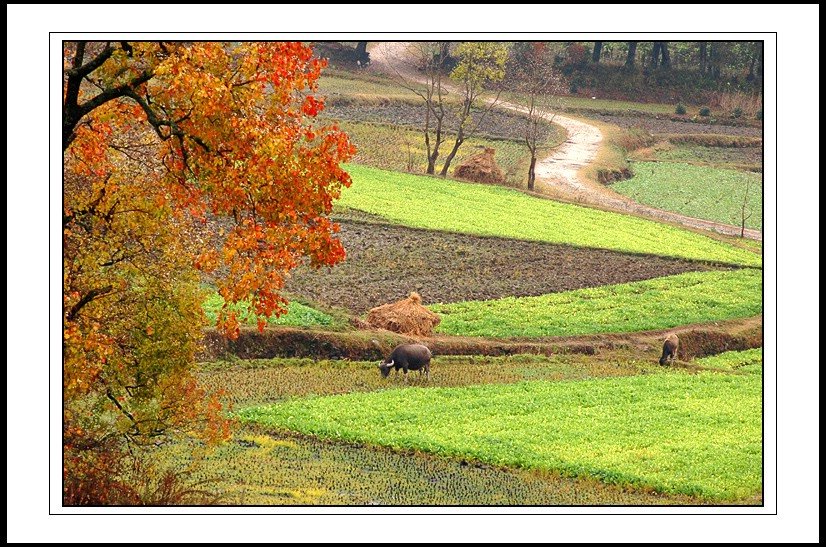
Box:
[301,95,324,117]
[63,42,353,476]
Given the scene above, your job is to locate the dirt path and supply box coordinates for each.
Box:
[366,42,762,242]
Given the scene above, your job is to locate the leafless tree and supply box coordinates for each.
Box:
[514,46,562,190]
[383,42,450,175]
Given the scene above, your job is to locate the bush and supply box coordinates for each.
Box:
[732,107,743,118]
[565,43,588,69]
[699,106,711,117]
[755,109,763,120]
[675,103,687,115]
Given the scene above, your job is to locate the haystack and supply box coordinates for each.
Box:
[454,147,505,184]
[365,292,441,337]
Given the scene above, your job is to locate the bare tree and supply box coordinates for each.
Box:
[384,42,449,174]
[514,46,562,191]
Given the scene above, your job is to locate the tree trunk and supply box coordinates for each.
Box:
[426,119,442,175]
[592,41,603,63]
[625,41,637,69]
[660,42,671,69]
[424,130,436,174]
[709,43,722,80]
[355,42,368,63]
[699,42,707,74]
[527,154,537,191]
[439,134,463,177]
[651,42,661,69]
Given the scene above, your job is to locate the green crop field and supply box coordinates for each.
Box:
[241,359,762,501]
[695,348,764,373]
[652,143,762,171]
[339,164,761,266]
[202,289,338,329]
[613,162,763,230]
[429,269,762,338]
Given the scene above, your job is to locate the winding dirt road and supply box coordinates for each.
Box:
[366,42,762,241]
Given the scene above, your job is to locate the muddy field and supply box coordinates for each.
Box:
[590,113,763,137]
[285,219,724,315]
[323,102,562,143]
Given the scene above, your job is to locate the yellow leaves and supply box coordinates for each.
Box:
[64,41,358,458]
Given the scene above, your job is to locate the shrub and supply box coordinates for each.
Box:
[699,106,711,117]
[755,109,763,120]
[565,42,588,69]
[713,91,762,119]
[675,103,687,115]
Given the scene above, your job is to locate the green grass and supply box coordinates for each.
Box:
[338,164,761,266]
[500,91,677,116]
[430,269,762,338]
[318,74,428,106]
[338,120,540,187]
[613,162,763,230]
[198,353,646,407]
[695,348,763,374]
[202,289,337,329]
[240,368,762,501]
[654,144,761,171]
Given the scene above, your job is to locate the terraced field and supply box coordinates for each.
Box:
[339,164,761,266]
[431,269,762,338]
[166,350,764,505]
[198,68,763,507]
[613,162,763,230]
[239,351,763,502]
[285,218,722,314]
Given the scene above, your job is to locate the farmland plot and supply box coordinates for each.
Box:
[339,165,761,266]
[242,356,762,501]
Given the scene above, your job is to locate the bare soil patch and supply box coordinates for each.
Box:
[284,219,727,315]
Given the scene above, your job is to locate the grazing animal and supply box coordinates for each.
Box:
[378,343,432,381]
[659,334,679,366]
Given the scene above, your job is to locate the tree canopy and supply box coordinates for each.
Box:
[62,41,354,503]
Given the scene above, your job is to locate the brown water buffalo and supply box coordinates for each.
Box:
[378,343,432,381]
[659,334,679,366]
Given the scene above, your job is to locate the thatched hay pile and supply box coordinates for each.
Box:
[454,147,505,184]
[365,292,441,337]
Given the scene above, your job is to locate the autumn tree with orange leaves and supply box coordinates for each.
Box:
[63,41,354,504]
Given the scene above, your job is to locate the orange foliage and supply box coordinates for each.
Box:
[62,41,354,503]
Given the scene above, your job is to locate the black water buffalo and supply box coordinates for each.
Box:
[378,343,432,381]
[659,334,679,366]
